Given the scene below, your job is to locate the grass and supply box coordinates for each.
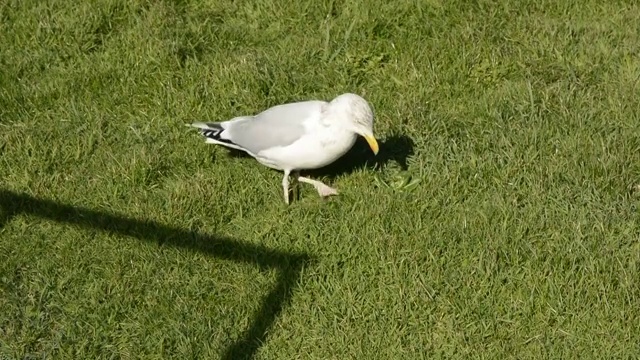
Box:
[1,0,639,358]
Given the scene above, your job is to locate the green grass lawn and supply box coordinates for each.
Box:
[1,0,639,358]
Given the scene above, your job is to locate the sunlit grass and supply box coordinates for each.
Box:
[1,0,639,358]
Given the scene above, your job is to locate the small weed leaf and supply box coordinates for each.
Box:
[374,172,422,191]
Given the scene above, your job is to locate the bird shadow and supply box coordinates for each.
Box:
[305,133,415,180]
[0,189,313,360]
[217,133,415,180]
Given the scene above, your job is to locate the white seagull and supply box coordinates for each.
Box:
[189,93,379,204]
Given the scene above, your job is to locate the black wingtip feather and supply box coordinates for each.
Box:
[197,122,222,138]
[201,128,222,139]
[199,123,239,147]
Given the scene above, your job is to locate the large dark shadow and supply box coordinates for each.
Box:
[219,133,415,179]
[0,189,313,360]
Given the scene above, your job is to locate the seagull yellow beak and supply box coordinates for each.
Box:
[364,134,379,155]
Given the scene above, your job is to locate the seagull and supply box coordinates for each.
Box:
[189,93,379,204]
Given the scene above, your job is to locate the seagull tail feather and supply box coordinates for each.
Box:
[188,122,247,152]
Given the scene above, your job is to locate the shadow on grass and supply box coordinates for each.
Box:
[309,133,415,179]
[0,189,313,360]
[219,133,415,179]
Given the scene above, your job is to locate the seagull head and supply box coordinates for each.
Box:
[330,93,379,155]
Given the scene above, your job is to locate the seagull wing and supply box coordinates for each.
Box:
[191,100,327,156]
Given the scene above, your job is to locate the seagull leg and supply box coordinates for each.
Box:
[282,169,291,204]
[297,176,338,198]
[292,171,301,202]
